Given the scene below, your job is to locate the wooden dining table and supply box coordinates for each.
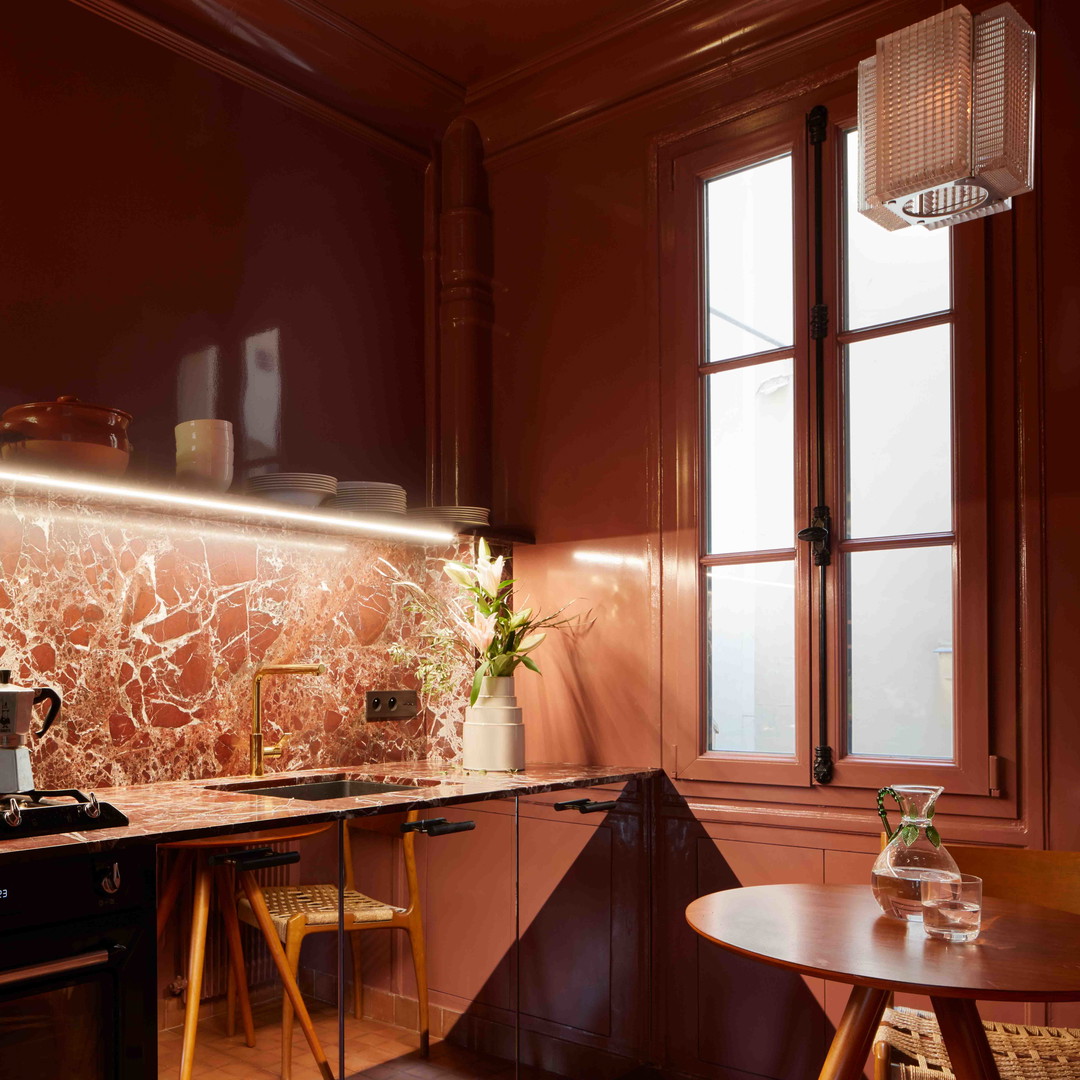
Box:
[686,882,1080,1080]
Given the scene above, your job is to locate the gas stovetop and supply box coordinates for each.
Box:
[0,788,129,837]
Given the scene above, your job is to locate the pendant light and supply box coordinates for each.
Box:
[858,3,1035,231]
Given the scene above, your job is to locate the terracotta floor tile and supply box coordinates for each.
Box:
[164,1006,580,1080]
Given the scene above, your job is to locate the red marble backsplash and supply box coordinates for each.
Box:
[0,492,468,790]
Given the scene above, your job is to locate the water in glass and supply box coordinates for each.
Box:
[923,899,981,942]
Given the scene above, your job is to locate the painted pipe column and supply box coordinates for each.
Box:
[437,117,493,510]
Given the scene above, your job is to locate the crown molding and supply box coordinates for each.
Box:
[69,0,461,157]
[277,0,462,97]
[467,0,928,160]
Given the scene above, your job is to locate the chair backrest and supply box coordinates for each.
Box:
[952,845,1080,915]
[344,810,421,914]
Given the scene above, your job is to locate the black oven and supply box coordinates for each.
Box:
[0,845,156,1080]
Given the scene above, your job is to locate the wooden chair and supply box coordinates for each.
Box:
[232,809,429,1079]
[157,823,336,1080]
[873,846,1080,1079]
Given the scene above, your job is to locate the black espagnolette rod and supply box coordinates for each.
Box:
[401,817,476,836]
[553,798,617,814]
[211,848,302,871]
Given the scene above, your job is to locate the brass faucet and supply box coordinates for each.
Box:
[250,663,326,776]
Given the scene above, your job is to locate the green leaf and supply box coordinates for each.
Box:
[927,803,936,819]
[901,824,919,847]
[520,655,541,674]
[926,825,941,848]
[468,665,486,706]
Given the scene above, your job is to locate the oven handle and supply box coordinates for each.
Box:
[0,947,118,989]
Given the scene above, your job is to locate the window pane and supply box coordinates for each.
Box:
[705,155,793,362]
[846,324,952,539]
[707,561,795,755]
[706,358,794,554]
[847,546,953,760]
[844,129,951,330]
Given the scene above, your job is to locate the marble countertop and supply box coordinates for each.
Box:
[0,761,658,865]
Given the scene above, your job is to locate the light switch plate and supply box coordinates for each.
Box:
[365,690,419,721]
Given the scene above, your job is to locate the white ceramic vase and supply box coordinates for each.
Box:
[462,675,525,772]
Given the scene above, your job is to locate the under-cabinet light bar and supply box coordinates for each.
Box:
[0,468,457,544]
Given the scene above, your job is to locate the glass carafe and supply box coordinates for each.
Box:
[871,785,959,922]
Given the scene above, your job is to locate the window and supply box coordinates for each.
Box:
[661,94,989,792]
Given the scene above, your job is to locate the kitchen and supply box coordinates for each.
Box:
[0,0,1077,1079]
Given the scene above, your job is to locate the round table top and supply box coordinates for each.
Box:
[686,883,1080,1001]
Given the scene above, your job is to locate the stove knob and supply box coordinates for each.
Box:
[98,862,121,896]
[3,799,21,828]
[82,793,101,819]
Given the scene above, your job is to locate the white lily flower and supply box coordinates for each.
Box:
[443,562,475,588]
[477,553,506,595]
[507,607,532,629]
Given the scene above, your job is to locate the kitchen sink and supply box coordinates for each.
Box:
[222,779,418,801]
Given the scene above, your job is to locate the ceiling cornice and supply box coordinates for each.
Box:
[466,0,925,158]
[68,0,463,157]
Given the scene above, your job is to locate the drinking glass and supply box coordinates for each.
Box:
[921,873,982,942]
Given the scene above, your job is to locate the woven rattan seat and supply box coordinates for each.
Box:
[878,1005,1080,1080]
[238,884,401,941]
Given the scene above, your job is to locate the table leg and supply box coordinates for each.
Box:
[930,997,999,1080]
[818,985,890,1080]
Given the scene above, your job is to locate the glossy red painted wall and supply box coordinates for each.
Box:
[484,0,1073,1074]
[3,0,427,500]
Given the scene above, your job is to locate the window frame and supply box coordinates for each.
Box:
[658,89,991,794]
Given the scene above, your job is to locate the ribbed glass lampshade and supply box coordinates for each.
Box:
[858,3,1035,231]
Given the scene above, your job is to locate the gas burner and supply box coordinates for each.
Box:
[0,788,127,835]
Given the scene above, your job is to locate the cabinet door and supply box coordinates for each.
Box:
[517,781,649,1078]
[660,812,829,1080]
[421,801,516,1012]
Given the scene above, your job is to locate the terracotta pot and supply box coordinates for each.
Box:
[1,395,133,476]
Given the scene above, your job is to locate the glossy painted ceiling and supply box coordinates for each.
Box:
[316,0,670,87]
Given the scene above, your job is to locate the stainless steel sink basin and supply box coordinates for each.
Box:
[224,779,417,801]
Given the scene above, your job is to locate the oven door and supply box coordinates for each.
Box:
[0,848,156,1080]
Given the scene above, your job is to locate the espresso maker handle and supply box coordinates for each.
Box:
[32,688,61,736]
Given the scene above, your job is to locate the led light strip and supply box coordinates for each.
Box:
[0,468,457,544]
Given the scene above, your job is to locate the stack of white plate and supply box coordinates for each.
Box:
[323,481,407,515]
[248,472,337,508]
[407,505,490,527]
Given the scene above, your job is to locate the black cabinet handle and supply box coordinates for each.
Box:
[553,798,617,814]
[212,848,301,871]
[401,817,476,836]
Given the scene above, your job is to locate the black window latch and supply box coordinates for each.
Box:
[797,505,831,566]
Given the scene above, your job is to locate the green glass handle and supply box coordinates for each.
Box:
[876,786,901,841]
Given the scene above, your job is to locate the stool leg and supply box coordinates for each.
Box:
[214,864,256,1048]
[238,873,334,1080]
[178,854,212,1080]
[157,849,192,941]
[407,919,430,1058]
[281,923,304,1080]
[348,931,363,1020]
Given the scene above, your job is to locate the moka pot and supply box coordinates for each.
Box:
[0,670,61,792]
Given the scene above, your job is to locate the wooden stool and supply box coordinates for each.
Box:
[157,823,334,1080]
[232,810,430,1080]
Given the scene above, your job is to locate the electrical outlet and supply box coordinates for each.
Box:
[365,690,419,721]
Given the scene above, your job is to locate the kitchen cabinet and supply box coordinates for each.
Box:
[657,812,830,1080]
[516,780,651,1079]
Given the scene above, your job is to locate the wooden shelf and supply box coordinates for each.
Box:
[0,468,534,547]
[457,524,535,546]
